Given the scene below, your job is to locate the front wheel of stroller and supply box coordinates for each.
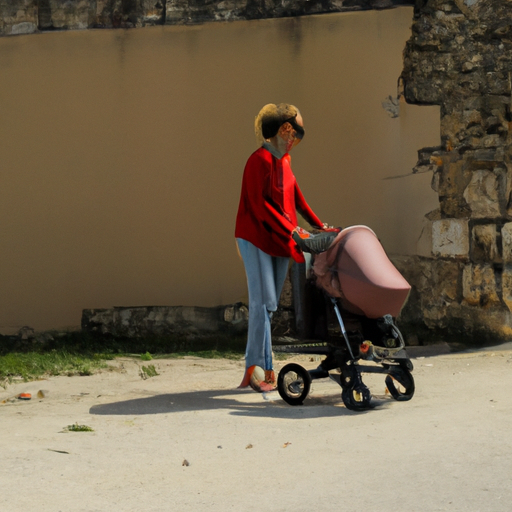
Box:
[385,367,415,401]
[341,384,372,411]
[277,363,312,406]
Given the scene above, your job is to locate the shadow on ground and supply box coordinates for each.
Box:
[89,388,394,419]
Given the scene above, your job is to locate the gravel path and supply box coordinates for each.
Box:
[2,343,512,512]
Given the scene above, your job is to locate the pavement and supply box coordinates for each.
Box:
[1,342,512,512]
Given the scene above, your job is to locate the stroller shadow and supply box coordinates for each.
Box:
[89,388,392,419]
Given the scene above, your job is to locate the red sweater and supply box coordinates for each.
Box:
[235,146,323,263]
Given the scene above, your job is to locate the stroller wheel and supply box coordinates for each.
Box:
[277,363,312,406]
[341,384,372,411]
[385,367,415,401]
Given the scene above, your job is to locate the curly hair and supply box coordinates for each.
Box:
[254,103,300,144]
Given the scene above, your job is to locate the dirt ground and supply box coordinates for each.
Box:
[1,342,512,512]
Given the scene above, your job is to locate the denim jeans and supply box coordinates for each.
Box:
[236,238,290,370]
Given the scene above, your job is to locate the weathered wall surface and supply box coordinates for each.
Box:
[81,302,249,337]
[1,9,439,336]
[398,0,512,342]
[5,0,510,345]
[0,0,412,36]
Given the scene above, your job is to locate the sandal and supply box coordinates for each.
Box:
[239,366,276,392]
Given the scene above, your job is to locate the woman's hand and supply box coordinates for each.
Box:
[317,223,342,233]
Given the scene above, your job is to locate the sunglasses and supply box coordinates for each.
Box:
[283,116,305,139]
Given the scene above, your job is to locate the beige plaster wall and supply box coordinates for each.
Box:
[0,8,439,333]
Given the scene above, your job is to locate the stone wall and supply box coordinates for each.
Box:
[0,0,412,36]
[81,302,249,338]
[399,0,512,343]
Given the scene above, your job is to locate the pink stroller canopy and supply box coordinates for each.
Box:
[311,226,410,318]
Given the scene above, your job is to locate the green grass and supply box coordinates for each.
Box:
[0,331,247,385]
[0,351,109,387]
[140,364,159,379]
[65,423,94,432]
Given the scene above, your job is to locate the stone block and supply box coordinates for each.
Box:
[416,218,433,257]
[501,222,512,262]
[393,255,462,330]
[436,157,472,218]
[463,169,501,218]
[142,0,165,25]
[432,218,469,257]
[471,224,498,262]
[0,0,37,35]
[462,264,500,307]
[165,0,189,23]
[415,258,460,304]
[501,266,512,312]
[42,0,93,30]
[165,0,240,23]
[417,210,441,257]
[92,0,161,28]
[81,303,249,338]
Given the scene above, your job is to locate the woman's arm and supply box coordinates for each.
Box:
[294,182,323,229]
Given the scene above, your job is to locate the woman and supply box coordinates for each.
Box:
[235,103,327,392]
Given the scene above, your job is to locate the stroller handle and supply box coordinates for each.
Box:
[292,228,341,254]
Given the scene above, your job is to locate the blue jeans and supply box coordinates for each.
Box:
[237,238,290,371]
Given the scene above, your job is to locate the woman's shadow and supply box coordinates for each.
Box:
[89,387,389,419]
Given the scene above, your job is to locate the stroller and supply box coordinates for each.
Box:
[274,225,415,411]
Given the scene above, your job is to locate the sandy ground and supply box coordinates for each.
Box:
[1,343,512,512]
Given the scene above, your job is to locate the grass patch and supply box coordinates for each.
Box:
[0,351,108,387]
[140,364,159,379]
[0,331,247,385]
[64,423,94,432]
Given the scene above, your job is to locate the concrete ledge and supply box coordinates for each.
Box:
[81,303,248,338]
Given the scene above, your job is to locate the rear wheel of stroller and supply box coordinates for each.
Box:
[341,384,372,411]
[385,367,415,401]
[277,363,312,406]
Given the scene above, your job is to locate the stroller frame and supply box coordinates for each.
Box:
[274,292,415,411]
